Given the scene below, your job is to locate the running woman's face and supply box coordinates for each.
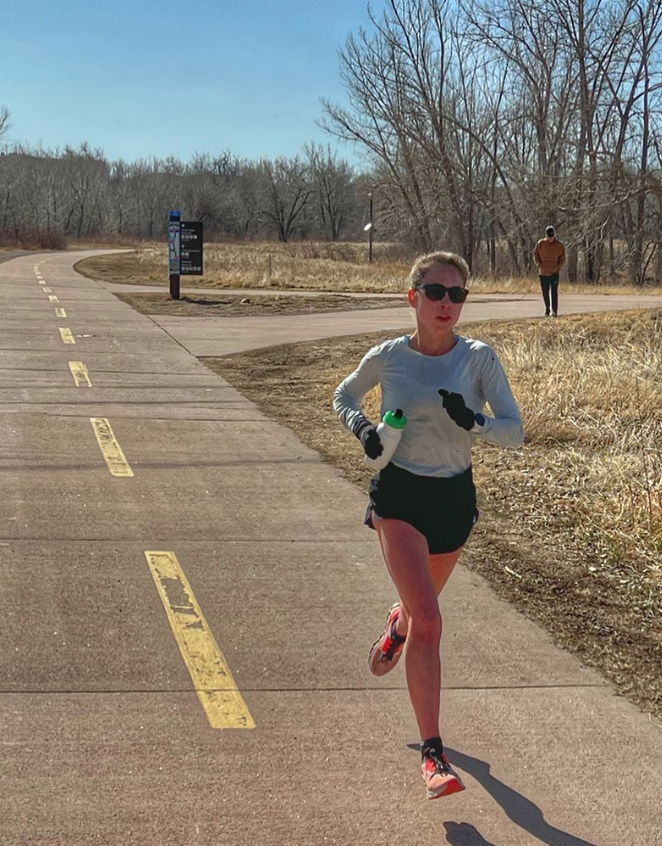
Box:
[407,264,466,334]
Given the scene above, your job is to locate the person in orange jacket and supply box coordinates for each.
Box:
[534,225,566,316]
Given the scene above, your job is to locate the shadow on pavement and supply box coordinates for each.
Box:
[444,822,499,846]
[408,744,601,846]
[0,251,34,264]
[446,748,601,846]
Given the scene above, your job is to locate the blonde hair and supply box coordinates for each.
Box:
[407,251,470,289]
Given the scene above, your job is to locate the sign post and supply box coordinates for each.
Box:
[364,193,374,263]
[168,212,204,298]
[168,210,181,300]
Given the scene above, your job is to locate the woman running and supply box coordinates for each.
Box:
[334,251,524,800]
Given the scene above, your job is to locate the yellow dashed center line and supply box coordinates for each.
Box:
[59,327,75,344]
[69,361,92,387]
[145,551,255,730]
[90,418,134,477]
[49,295,59,303]
[43,287,52,293]
[55,307,66,318]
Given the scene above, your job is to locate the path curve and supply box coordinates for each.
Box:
[145,290,662,357]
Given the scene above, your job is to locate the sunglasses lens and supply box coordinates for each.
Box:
[420,285,467,303]
[448,287,468,303]
[424,285,445,301]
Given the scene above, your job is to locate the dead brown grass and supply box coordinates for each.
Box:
[204,309,662,719]
[75,241,411,293]
[74,241,662,296]
[114,291,404,317]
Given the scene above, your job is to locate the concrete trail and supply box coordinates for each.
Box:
[1,250,661,846]
[97,278,662,356]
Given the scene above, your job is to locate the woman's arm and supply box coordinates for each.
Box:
[474,350,524,447]
[333,346,383,436]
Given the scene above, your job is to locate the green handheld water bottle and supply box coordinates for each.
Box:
[366,409,408,470]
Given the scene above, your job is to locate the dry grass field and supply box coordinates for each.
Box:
[74,240,657,296]
[75,241,411,293]
[113,291,405,317]
[205,309,662,720]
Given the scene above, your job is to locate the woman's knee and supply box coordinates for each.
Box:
[407,605,442,644]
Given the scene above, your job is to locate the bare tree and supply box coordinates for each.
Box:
[257,157,312,242]
[0,105,10,142]
[321,1,442,252]
[303,142,355,240]
[322,0,550,267]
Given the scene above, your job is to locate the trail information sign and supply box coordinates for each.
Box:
[180,221,203,275]
[168,210,181,299]
[168,211,181,275]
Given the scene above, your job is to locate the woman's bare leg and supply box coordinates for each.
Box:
[395,547,463,638]
[375,518,444,740]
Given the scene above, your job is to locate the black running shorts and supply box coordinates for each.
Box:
[365,463,478,554]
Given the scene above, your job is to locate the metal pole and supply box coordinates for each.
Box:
[368,193,374,264]
[169,269,181,300]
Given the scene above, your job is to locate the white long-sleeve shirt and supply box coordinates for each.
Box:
[333,334,524,478]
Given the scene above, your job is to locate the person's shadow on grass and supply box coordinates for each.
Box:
[410,745,602,846]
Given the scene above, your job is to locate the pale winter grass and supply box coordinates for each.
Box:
[75,240,662,295]
[77,241,410,293]
[339,310,662,576]
[473,310,662,579]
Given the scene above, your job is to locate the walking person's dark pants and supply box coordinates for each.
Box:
[539,273,559,315]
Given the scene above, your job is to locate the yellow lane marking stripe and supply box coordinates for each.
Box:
[59,327,75,345]
[49,295,59,303]
[55,307,66,317]
[145,551,255,730]
[43,287,51,292]
[38,280,45,285]
[69,361,92,387]
[90,418,134,477]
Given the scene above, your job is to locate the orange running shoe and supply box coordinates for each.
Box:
[421,750,466,800]
[368,603,406,676]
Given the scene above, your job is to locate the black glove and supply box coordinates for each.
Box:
[351,414,384,460]
[438,389,476,431]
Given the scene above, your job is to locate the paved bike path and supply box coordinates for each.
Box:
[1,251,661,846]
[146,291,662,356]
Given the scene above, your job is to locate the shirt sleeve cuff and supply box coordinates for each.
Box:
[471,413,487,434]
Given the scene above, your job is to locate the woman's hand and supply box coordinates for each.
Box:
[438,389,476,431]
[351,414,384,459]
[359,426,384,459]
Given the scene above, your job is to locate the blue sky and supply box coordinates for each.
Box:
[0,0,378,165]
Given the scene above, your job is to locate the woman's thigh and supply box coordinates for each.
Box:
[375,517,439,618]
[428,548,463,595]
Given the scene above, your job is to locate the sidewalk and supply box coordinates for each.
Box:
[1,251,661,846]
[101,282,662,357]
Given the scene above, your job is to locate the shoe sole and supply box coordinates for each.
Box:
[425,777,466,800]
[367,603,403,677]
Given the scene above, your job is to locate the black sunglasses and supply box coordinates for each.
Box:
[415,283,469,304]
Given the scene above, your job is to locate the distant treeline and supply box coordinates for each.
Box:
[3,0,662,284]
[0,143,370,250]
